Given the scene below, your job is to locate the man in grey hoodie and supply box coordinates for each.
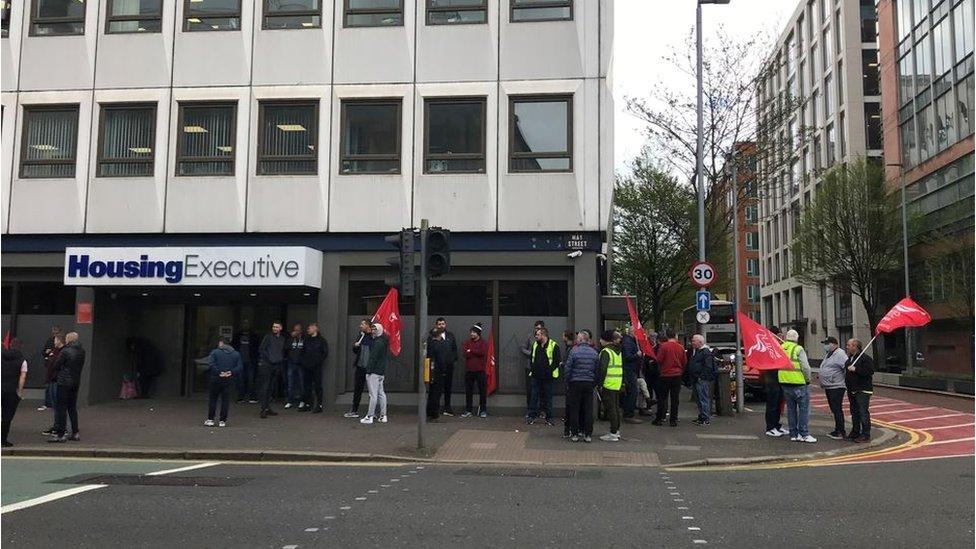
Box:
[819,336,848,439]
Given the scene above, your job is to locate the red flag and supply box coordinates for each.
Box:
[738,312,792,371]
[875,297,932,336]
[371,288,402,356]
[625,294,654,356]
[486,329,498,396]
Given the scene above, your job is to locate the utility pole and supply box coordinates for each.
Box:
[731,151,745,413]
[887,162,913,375]
[417,219,429,451]
[696,0,706,263]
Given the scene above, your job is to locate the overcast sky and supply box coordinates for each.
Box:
[613,0,792,172]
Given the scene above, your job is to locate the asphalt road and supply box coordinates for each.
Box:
[2,456,973,548]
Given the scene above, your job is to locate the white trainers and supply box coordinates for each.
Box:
[599,433,620,442]
[765,429,783,437]
[378,415,388,423]
[790,435,800,442]
[360,416,374,425]
[343,411,360,418]
[203,419,215,427]
[37,406,47,411]
[800,435,817,443]
[776,427,790,436]
[284,403,293,409]
[218,421,226,428]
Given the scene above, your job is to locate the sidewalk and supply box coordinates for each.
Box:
[2,392,901,467]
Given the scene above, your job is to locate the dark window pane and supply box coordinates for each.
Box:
[427,102,483,156]
[98,105,156,177]
[185,16,240,30]
[108,19,162,32]
[264,14,320,28]
[31,21,84,34]
[110,0,161,16]
[428,0,486,24]
[185,0,240,30]
[348,281,414,316]
[267,0,318,13]
[862,49,880,95]
[512,100,568,154]
[345,12,401,26]
[498,281,568,316]
[865,102,882,150]
[2,0,13,36]
[426,158,485,173]
[16,282,75,315]
[511,157,570,171]
[258,102,317,175]
[341,101,400,174]
[36,0,84,19]
[177,103,235,176]
[341,159,399,174]
[348,0,398,8]
[512,7,571,22]
[21,106,78,179]
[429,282,491,316]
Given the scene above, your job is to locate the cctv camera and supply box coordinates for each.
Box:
[567,250,583,259]
[596,253,607,261]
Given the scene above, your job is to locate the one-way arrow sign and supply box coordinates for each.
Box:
[696,289,711,312]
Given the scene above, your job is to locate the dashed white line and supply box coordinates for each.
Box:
[324,516,335,520]
[305,528,319,532]
[682,516,694,520]
[693,540,708,544]
[899,413,969,423]
[145,462,221,476]
[677,506,689,510]
[355,497,367,501]
[283,545,298,549]
[688,527,701,531]
[380,484,391,488]
[368,490,379,494]
[340,506,351,511]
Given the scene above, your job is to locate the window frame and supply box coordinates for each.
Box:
[262,0,322,30]
[508,93,573,174]
[510,0,572,23]
[29,0,86,36]
[2,0,12,37]
[423,96,487,175]
[105,0,163,34]
[343,0,404,28]
[338,97,403,175]
[256,99,319,176]
[96,102,158,178]
[182,0,242,32]
[425,0,487,26]
[19,104,80,179]
[175,100,238,177]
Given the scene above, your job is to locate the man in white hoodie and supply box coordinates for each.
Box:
[818,336,847,439]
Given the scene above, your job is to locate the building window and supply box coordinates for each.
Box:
[747,284,760,304]
[344,0,403,27]
[97,103,156,177]
[257,100,318,175]
[955,0,975,64]
[745,231,760,251]
[825,122,836,166]
[264,0,321,29]
[2,0,12,37]
[340,99,401,174]
[860,1,876,42]
[426,0,486,25]
[176,102,236,176]
[106,0,162,33]
[745,204,758,224]
[184,0,241,31]
[862,49,879,95]
[865,102,882,150]
[509,94,572,173]
[511,0,571,22]
[424,97,486,174]
[746,258,760,277]
[20,105,79,179]
[30,0,85,36]
[958,74,974,139]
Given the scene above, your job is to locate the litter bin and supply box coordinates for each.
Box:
[714,368,733,416]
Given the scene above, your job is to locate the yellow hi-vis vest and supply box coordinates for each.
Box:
[531,339,559,379]
[778,340,807,384]
[600,347,623,390]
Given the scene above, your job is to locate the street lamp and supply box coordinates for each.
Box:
[696,0,731,262]
[886,161,913,374]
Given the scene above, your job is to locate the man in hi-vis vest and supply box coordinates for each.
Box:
[526,328,561,426]
[779,329,816,443]
[597,330,624,442]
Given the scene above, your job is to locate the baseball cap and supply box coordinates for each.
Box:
[821,336,838,345]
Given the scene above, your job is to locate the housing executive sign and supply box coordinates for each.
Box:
[63,247,323,288]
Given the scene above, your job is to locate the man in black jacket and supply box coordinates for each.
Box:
[431,318,458,416]
[426,327,455,421]
[258,322,285,418]
[49,332,85,443]
[844,338,875,443]
[2,339,28,447]
[685,334,716,426]
[301,322,329,413]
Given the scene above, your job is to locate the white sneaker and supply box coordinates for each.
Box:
[284,403,293,409]
[765,429,783,437]
[599,433,620,442]
[378,415,388,423]
[790,435,800,442]
[37,406,47,411]
[776,427,790,436]
[204,419,215,427]
[360,416,374,425]
[800,435,817,443]
[344,411,360,418]
[218,421,226,428]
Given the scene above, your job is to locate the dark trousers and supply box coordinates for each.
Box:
[351,367,367,413]
[528,377,554,420]
[441,364,455,412]
[644,363,660,404]
[137,374,157,399]
[764,379,784,431]
[655,376,682,423]
[600,387,622,434]
[259,361,283,412]
[302,366,324,409]
[848,391,871,437]
[824,387,846,434]
[465,371,487,413]
[208,379,231,422]
[236,360,256,400]
[427,370,445,419]
[566,381,594,437]
[2,391,21,443]
[53,384,79,437]
[286,362,304,404]
[620,367,639,418]
[524,368,532,408]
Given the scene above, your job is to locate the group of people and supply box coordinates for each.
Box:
[763,326,875,443]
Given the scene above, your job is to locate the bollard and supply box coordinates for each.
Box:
[715,369,733,417]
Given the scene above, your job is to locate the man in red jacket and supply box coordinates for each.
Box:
[461,323,489,418]
[652,329,687,426]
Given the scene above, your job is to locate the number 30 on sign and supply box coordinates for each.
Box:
[689,261,716,287]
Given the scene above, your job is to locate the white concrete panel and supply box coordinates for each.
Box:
[1,93,18,232]
[499,0,594,81]
[18,0,99,91]
[332,0,414,84]
[1,0,25,92]
[328,84,412,232]
[8,91,92,233]
[598,77,613,231]
[85,88,170,233]
[164,87,249,232]
[412,82,496,231]
[252,2,334,86]
[416,4,497,83]
[599,0,613,79]
[94,0,176,89]
[246,85,330,232]
[172,0,254,87]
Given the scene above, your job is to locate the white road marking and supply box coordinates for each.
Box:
[380,484,391,488]
[744,407,754,412]
[305,528,319,532]
[693,540,708,544]
[324,516,336,520]
[696,434,758,440]
[670,492,680,495]
[922,423,975,431]
[688,527,701,531]
[402,488,410,492]
[872,407,936,416]
[898,413,969,423]
[678,506,689,510]
[923,437,975,446]
[391,479,400,482]
[355,497,367,501]
[368,490,379,494]
[283,545,298,549]
[682,516,694,520]
[340,506,351,510]
[864,402,921,410]
[1,485,107,514]
[674,499,684,502]
[145,462,221,476]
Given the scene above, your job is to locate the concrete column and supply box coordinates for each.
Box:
[318,253,341,411]
[572,252,600,331]
[74,287,95,405]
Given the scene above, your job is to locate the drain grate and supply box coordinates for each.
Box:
[52,474,251,487]
[454,467,601,479]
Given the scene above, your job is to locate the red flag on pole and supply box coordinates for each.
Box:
[737,312,792,371]
[874,297,932,336]
[486,329,498,396]
[624,294,654,356]
[371,288,402,356]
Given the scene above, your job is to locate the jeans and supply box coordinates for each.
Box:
[236,360,256,400]
[824,387,847,434]
[566,381,594,437]
[208,379,231,422]
[620,367,639,418]
[53,384,79,437]
[782,384,810,437]
[286,362,304,404]
[441,364,455,412]
[1,391,21,443]
[464,371,487,414]
[694,379,712,422]
[44,382,58,408]
[259,361,283,412]
[302,366,324,409]
[600,387,622,434]
[351,367,367,413]
[655,376,682,423]
[528,377,554,420]
[848,391,872,437]
[764,378,784,431]
[366,374,387,418]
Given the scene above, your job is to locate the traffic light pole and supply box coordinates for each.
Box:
[417,219,429,451]
[731,154,745,414]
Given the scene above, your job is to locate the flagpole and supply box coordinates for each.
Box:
[848,333,879,369]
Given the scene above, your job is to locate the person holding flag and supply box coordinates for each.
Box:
[844,338,874,443]
[461,323,489,418]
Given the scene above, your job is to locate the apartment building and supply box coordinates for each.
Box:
[0,0,614,404]
[720,142,761,322]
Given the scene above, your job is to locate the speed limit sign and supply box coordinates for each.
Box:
[689,261,717,287]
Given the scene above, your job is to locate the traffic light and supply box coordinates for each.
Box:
[425,227,451,278]
[384,229,415,296]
